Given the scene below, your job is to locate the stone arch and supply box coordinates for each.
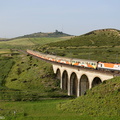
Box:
[92,77,102,87]
[62,70,68,91]
[79,74,89,96]
[70,72,78,96]
[56,68,61,80]
[55,68,61,87]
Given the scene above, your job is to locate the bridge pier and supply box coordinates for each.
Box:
[53,63,114,97]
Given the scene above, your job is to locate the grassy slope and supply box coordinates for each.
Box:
[5,54,54,91]
[39,29,120,62]
[0,99,119,120]
[0,49,11,54]
[0,57,14,87]
[0,36,71,101]
[47,29,120,47]
[29,37,72,45]
[0,37,71,49]
[58,77,120,117]
[0,53,68,101]
[0,38,7,41]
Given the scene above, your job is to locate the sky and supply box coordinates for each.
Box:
[0,0,120,38]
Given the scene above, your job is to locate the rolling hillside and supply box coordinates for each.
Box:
[0,29,120,119]
[0,30,72,49]
[46,29,120,47]
[0,37,72,49]
[0,38,8,41]
[0,52,68,101]
[15,30,72,38]
[38,29,120,62]
[58,77,120,116]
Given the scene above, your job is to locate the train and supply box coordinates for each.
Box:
[26,49,120,71]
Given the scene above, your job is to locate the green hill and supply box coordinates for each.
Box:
[58,77,120,116]
[0,38,8,41]
[0,37,72,49]
[0,30,72,49]
[17,30,72,38]
[0,52,67,101]
[38,28,120,62]
[47,28,120,47]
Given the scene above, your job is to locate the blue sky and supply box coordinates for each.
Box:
[0,0,120,38]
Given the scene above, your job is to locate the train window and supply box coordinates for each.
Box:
[91,63,94,65]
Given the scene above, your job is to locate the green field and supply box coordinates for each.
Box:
[0,37,71,49]
[0,99,119,120]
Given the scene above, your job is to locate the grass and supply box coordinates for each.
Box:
[0,57,14,87]
[5,54,54,90]
[29,37,72,45]
[0,37,71,49]
[0,52,68,101]
[0,49,11,54]
[58,77,120,117]
[37,29,120,62]
[38,46,120,62]
[0,99,119,120]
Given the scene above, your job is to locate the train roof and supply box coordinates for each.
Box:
[27,50,98,63]
[45,54,57,58]
[72,58,97,62]
[56,56,72,60]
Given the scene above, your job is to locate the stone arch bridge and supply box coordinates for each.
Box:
[25,50,117,97]
[52,63,115,97]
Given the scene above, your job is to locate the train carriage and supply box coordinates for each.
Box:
[71,58,98,69]
[55,56,72,65]
[27,49,120,71]
[98,62,120,71]
[45,54,57,62]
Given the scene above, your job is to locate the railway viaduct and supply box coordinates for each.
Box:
[25,50,117,97]
[52,63,115,97]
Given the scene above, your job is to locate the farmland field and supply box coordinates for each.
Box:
[0,37,71,49]
[0,99,119,120]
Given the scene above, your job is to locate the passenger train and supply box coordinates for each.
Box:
[27,49,120,71]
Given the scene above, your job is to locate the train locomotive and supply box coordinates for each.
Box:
[27,49,120,71]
